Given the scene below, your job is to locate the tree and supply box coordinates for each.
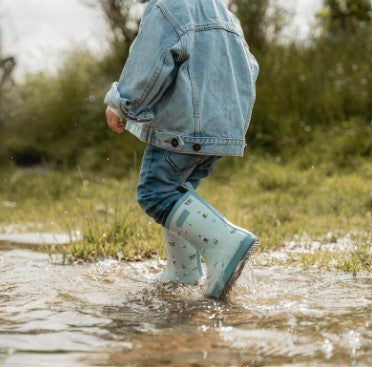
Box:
[228,0,270,51]
[0,0,15,93]
[228,0,288,52]
[0,20,16,163]
[98,0,139,43]
[83,0,140,46]
[81,0,143,77]
[0,25,16,127]
[318,0,371,36]
[0,56,15,88]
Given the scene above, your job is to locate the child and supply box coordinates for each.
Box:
[104,0,259,299]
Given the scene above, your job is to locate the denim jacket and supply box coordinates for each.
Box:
[104,0,259,156]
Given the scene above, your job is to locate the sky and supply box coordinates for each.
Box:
[1,0,323,80]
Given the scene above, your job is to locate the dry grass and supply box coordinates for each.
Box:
[1,153,370,272]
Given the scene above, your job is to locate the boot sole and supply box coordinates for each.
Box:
[209,237,259,300]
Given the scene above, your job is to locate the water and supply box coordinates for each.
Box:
[0,232,81,245]
[0,246,371,366]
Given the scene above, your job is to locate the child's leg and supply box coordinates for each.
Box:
[136,145,220,226]
[136,144,258,299]
[158,229,203,285]
[159,155,221,284]
[164,183,258,299]
[137,145,221,285]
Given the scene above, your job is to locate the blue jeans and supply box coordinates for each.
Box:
[136,145,222,226]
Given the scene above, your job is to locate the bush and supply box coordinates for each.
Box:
[0,2,370,174]
[2,47,146,175]
[248,32,371,152]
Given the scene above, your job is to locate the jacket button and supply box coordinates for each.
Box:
[193,143,201,151]
[171,138,179,147]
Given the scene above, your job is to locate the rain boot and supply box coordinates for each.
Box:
[157,228,203,285]
[165,184,258,299]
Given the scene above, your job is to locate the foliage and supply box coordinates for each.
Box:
[0,0,370,174]
[229,0,271,51]
[96,0,139,44]
[318,0,371,35]
[229,0,288,52]
[1,140,370,272]
[1,48,144,173]
[0,26,16,165]
[248,34,371,152]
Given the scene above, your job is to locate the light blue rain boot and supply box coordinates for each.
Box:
[158,228,203,285]
[165,184,258,299]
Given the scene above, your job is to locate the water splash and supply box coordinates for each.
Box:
[0,249,371,367]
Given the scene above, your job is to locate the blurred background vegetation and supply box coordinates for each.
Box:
[0,0,370,270]
[0,0,370,175]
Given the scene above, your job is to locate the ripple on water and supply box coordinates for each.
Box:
[0,249,371,367]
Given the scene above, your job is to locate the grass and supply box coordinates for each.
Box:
[0,146,370,273]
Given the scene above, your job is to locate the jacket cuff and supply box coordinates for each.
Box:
[107,105,125,119]
[104,82,154,122]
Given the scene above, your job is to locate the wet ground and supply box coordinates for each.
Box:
[0,243,371,366]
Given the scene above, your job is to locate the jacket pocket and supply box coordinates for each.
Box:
[165,151,207,172]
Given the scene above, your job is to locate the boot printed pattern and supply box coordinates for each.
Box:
[158,229,203,285]
[166,188,258,299]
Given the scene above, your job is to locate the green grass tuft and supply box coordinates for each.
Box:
[1,143,370,272]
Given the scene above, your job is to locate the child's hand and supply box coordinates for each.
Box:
[105,107,125,134]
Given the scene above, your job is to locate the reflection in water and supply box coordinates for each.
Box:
[0,248,371,366]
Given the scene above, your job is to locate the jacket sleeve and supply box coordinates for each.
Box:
[104,5,183,122]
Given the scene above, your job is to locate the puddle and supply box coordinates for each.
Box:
[0,232,80,245]
[255,232,370,267]
[0,248,371,366]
